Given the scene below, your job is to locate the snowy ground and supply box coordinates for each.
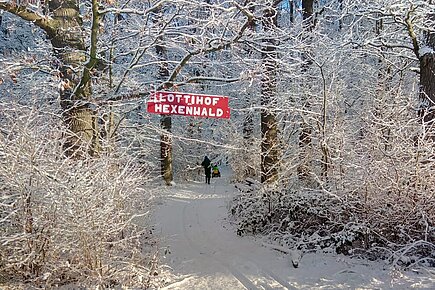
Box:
[154,169,434,289]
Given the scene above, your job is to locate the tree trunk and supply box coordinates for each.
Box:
[156,33,173,185]
[338,0,343,30]
[302,0,314,22]
[160,116,173,185]
[375,14,394,152]
[289,1,295,24]
[243,4,256,178]
[49,0,100,157]
[260,6,279,183]
[419,18,435,128]
[298,0,315,180]
[0,1,100,157]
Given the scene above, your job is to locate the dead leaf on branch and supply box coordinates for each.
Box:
[9,72,17,83]
[103,0,116,5]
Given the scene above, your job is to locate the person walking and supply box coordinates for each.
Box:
[201,156,212,184]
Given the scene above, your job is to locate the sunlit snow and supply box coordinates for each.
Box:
[154,167,434,289]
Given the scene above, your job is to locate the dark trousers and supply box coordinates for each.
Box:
[205,171,211,184]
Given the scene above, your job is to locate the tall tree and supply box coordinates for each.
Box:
[398,1,435,130]
[155,10,173,185]
[260,3,279,183]
[0,0,100,156]
[419,9,435,127]
[242,1,257,178]
[297,0,315,179]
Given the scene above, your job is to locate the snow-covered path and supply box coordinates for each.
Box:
[155,179,294,289]
[154,173,434,289]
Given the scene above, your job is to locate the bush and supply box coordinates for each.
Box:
[0,103,159,288]
[231,180,435,268]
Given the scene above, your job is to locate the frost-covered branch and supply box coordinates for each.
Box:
[0,1,55,36]
[99,0,168,15]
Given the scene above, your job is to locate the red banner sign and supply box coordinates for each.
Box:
[147,91,230,119]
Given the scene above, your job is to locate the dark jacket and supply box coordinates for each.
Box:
[201,156,211,175]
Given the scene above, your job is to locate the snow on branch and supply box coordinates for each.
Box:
[419,45,434,57]
[0,1,55,36]
[99,0,168,16]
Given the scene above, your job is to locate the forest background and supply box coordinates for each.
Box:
[0,0,434,288]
